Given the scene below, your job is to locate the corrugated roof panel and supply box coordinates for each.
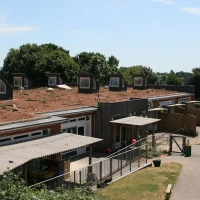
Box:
[0,133,103,174]
[37,106,98,117]
[0,116,68,133]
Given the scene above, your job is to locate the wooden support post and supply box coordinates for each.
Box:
[169,135,172,154]
[120,154,123,176]
[136,126,139,142]
[146,143,148,164]
[131,126,134,141]
[23,163,28,186]
[152,124,155,149]
[89,144,93,173]
[89,144,92,165]
[64,160,70,180]
[110,158,112,179]
[183,136,186,155]
[112,125,116,151]
[100,161,102,181]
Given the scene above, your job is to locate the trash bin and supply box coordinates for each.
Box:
[184,140,191,157]
[153,159,161,167]
[184,146,191,157]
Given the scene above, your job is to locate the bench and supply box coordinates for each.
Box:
[166,184,172,200]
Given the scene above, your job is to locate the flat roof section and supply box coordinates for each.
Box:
[37,106,98,117]
[165,104,186,107]
[148,93,193,101]
[0,133,103,174]
[0,116,68,133]
[110,116,161,126]
[148,108,168,112]
[184,101,200,104]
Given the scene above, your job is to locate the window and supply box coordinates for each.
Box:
[43,129,49,135]
[134,77,143,86]
[86,115,90,120]
[31,132,42,136]
[24,78,28,87]
[14,134,28,140]
[59,78,62,85]
[93,79,96,89]
[80,77,90,88]
[109,77,119,87]
[66,127,77,134]
[0,80,6,93]
[14,77,22,87]
[48,77,56,85]
[0,137,11,143]
[78,117,85,121]
[122,79,125,88]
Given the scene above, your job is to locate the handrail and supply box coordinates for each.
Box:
[105,137,147,159]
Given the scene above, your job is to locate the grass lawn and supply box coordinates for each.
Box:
[95,162,182,200]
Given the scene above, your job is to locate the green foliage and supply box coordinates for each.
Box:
[146,149,162,159]
[165,71,183,85]
[1,43,79,86]
[119,65,157,85]
[73,52,119,85]
[0,171,102,200]
[189,69,200,98]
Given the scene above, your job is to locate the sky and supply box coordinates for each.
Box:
[0,0,200,73]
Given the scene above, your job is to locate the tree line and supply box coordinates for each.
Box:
[0,43,200,97]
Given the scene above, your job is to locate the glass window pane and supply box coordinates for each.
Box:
[48,77,56,85]
[14,77,22,87]
[0,80,6,93]
[109,77,119,87]
[24,78,28,87]
[80,78,90,88]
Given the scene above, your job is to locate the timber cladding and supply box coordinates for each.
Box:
[158,112,196,136]
[96,99,148,152]
[157,112,166,132]
[175,107,200,126]
[185,109,200,126]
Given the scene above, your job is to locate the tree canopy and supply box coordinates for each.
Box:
[0,42,194,88]
[73,52,119,84]
[1,43,79,86]
[119,65,157,85]
[189,67,200,99]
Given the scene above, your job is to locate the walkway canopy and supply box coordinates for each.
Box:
[110,116,160,127]
[109,116,161,150]
[0,133,102,174]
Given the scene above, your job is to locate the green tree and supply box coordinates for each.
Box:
[1,43,79,86]
[189,68,200,99]
[176,71,192,85]
[119,65,157,85]
[0,171,101,200]
[73,52,118,85]
[166,70,184,85]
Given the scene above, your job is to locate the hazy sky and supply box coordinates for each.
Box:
[0,0,200,73]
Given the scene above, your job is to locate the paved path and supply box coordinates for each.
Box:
[160,127,200,200]
[70,128,200,199]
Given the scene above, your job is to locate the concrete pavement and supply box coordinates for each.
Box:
[160,127,200,200]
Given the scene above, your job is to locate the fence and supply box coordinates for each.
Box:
[30,141,148,190]
[147,133,169,152]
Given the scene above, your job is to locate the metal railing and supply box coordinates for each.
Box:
[147,133,169,152]
[30,143,148,190]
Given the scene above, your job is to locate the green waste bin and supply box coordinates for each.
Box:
[184,146,191,157]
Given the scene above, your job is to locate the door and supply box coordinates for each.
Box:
[77,125,86,155]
